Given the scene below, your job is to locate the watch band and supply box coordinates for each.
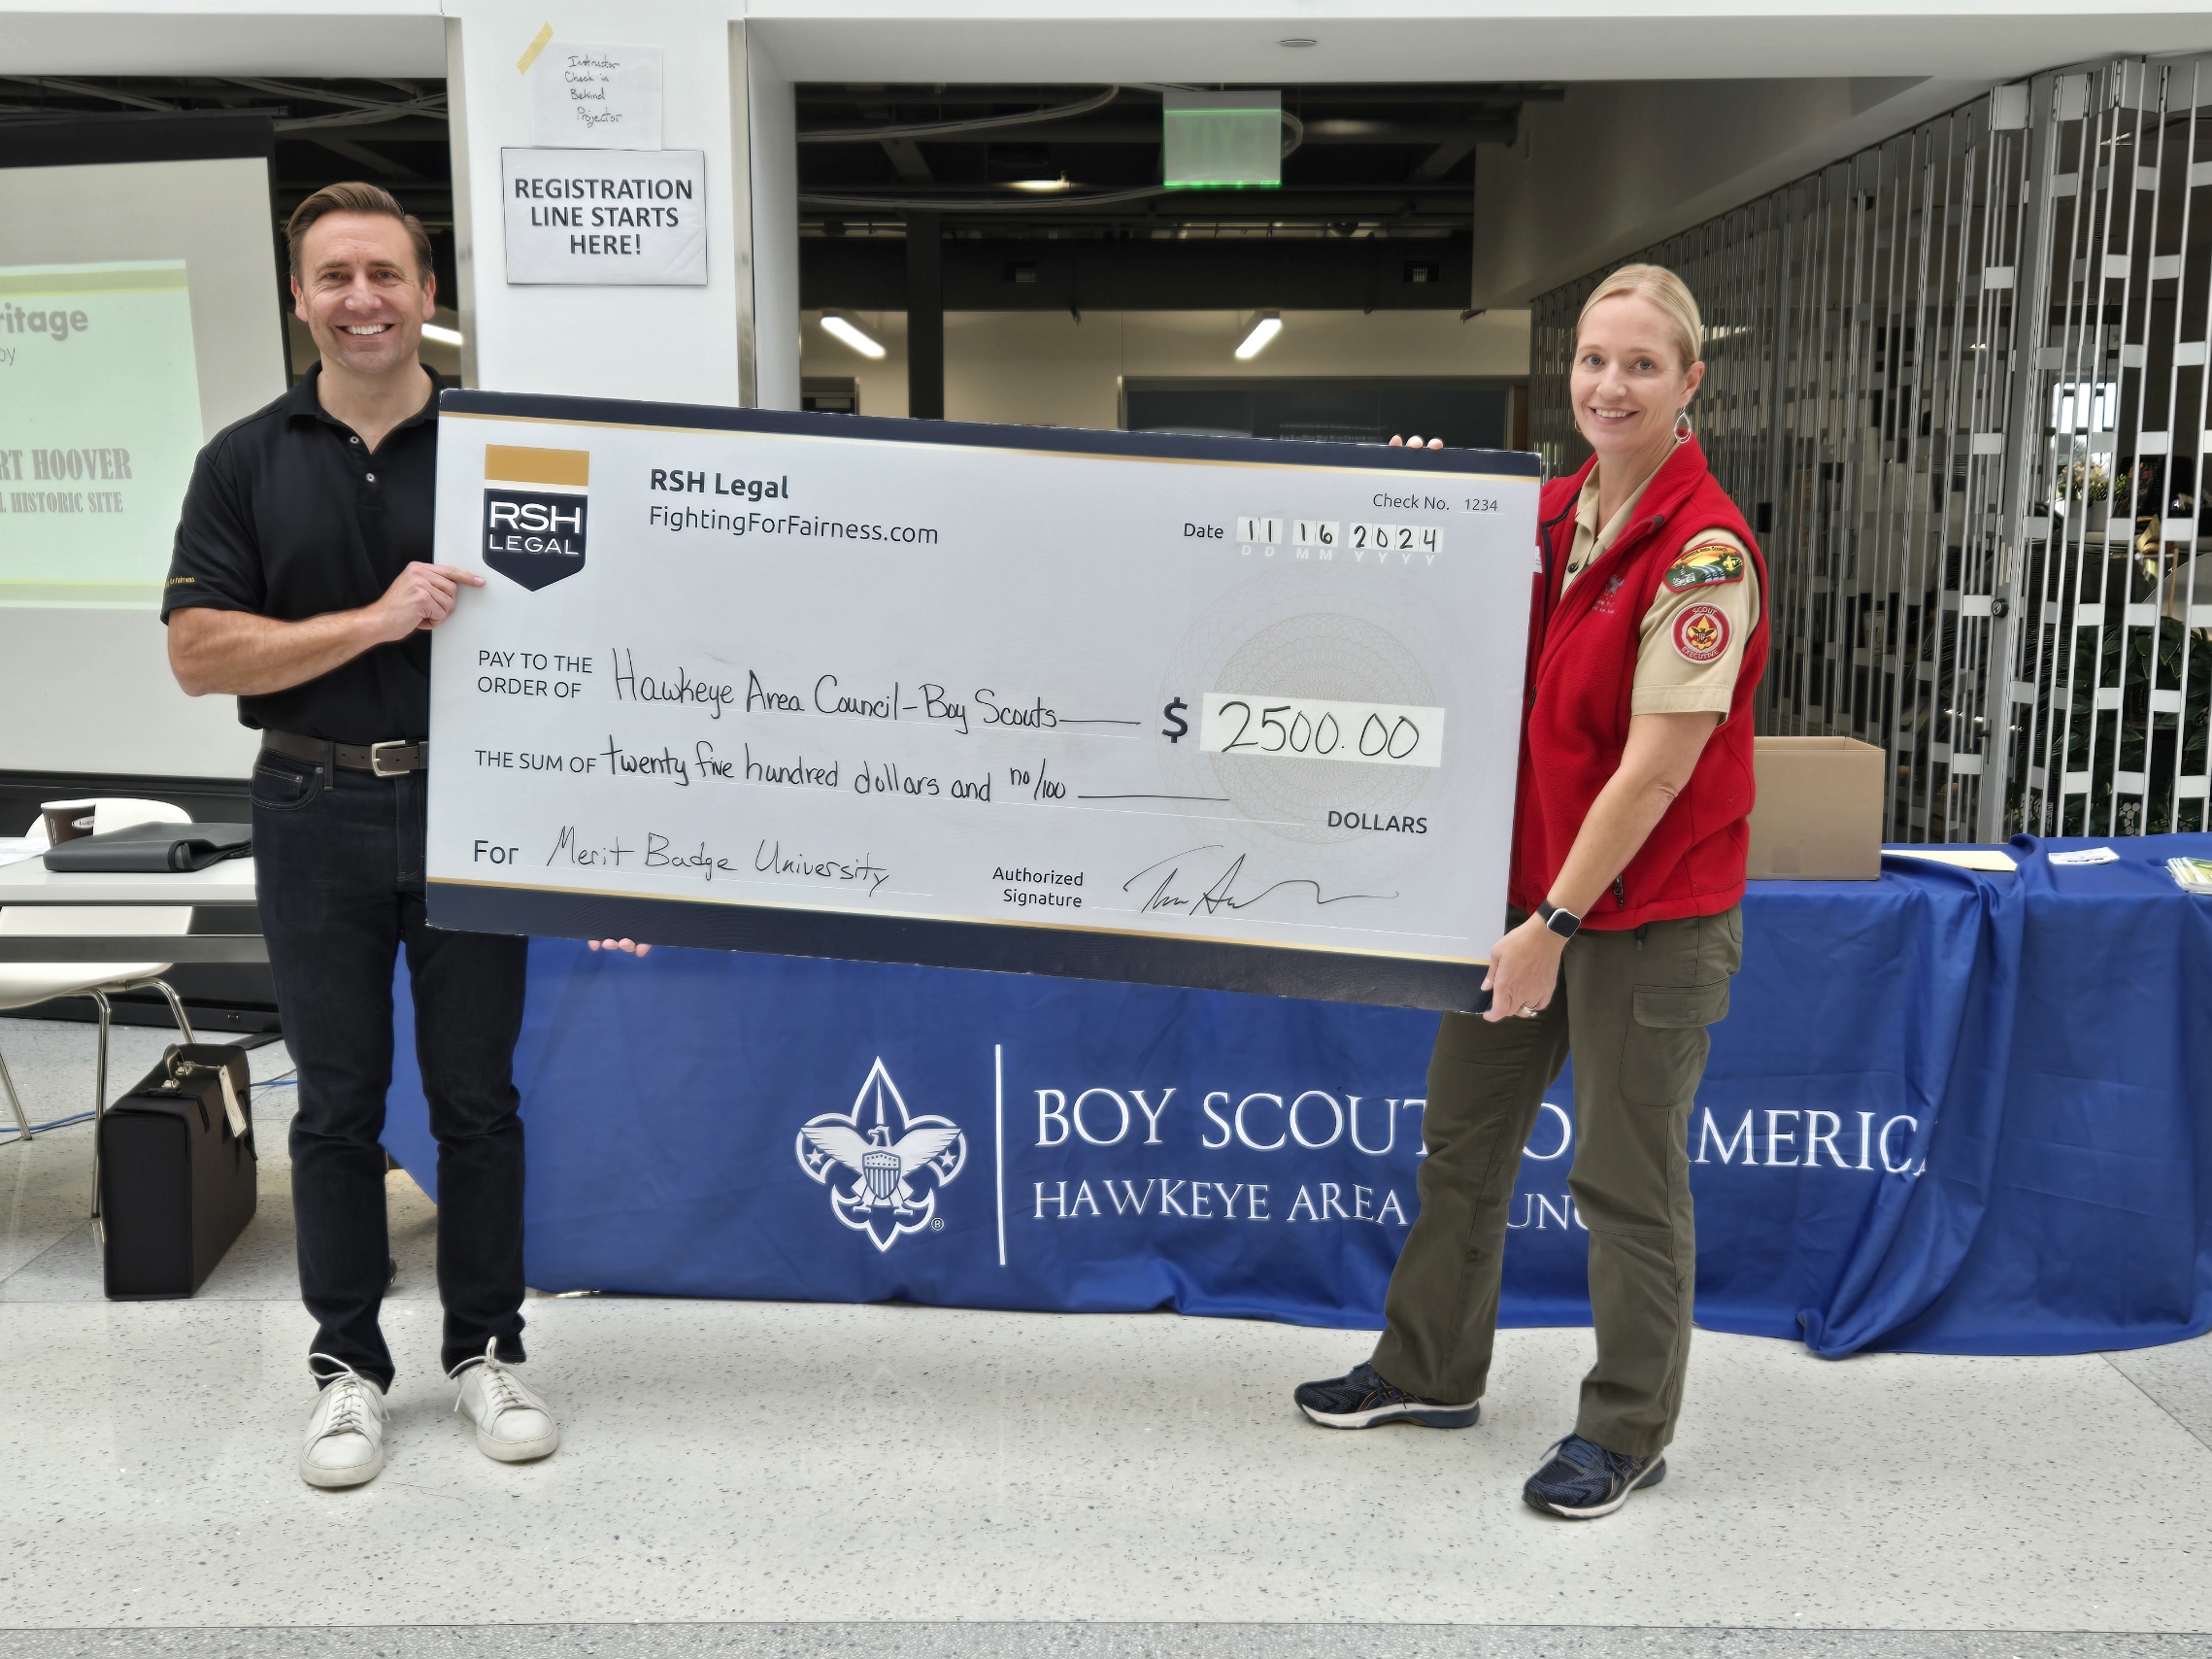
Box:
[1538,900,1582,939]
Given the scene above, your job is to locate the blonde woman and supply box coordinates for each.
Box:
[1295,265,1767,1520]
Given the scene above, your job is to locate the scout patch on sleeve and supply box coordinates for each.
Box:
[1663,541,1747,592]
[1672,602,1731,664]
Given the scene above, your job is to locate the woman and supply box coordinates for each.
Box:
[1294,264,1766,1521]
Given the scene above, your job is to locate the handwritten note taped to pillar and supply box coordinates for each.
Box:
[529,41,663,150]
[426,392,1541,1010]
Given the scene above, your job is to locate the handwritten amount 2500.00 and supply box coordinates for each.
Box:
[1198,693,1446,769]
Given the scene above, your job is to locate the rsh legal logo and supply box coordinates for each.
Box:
[482,443,589,591]
[795,1058,966,1252]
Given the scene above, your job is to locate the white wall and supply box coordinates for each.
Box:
[10,4,2207,87]
[746,7,2212,85]
[804,309,1532,427]
[445,0,752,405]
[745,28,802,410]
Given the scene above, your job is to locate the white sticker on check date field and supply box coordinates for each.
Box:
[1198,693,1445,768]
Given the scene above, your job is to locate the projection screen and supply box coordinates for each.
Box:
[0,118,289,778]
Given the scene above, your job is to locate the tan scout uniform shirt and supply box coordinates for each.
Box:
[1558,468,1760,723]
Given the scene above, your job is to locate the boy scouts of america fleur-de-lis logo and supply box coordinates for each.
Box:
[795,1058,966,1251]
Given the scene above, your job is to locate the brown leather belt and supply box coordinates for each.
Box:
[262,728,429,777]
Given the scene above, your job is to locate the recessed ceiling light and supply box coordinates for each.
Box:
[820,313,887,359]
[1007,176,1070,192]
[1279,37,1318,48]
[1235,311,1283,359]
[420,322,464,347]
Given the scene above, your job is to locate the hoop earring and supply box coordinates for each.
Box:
[1674,408,1694,442]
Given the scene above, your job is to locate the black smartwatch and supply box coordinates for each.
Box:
[1537,900,1582,940]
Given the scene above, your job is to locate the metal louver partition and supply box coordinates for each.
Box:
[1531,58,2212,841]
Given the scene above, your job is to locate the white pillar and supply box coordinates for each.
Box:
[445,0,762,405]
[745,28,802,411]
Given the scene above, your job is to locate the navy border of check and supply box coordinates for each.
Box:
[428,389,1544,1011]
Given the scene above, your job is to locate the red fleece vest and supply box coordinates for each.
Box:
[1507,438,1769,930]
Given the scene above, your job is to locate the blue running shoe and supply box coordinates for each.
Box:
[1522,1434,1666,1518]
[1294,1362,1480,1430]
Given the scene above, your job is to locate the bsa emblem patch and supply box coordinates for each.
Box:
[1672,602,1730,664]
[1664,542,1746,593]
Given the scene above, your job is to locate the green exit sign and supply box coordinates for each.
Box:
[1162,89,1283,189]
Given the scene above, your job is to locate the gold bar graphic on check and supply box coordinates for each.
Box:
[484,445,589,488]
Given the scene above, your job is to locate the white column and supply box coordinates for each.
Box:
[445,0,751,405]
[745,28,802,411]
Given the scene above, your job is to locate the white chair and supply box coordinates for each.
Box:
[0,799,198,1213]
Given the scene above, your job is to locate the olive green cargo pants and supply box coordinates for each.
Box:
[1369,905,1743,1459]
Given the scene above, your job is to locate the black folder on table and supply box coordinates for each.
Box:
[43,823,251,873]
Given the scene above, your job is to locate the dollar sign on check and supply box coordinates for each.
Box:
[1161,697,1189,742]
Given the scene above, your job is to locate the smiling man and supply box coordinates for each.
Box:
[161,184,629,1489]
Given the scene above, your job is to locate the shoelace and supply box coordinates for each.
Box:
[1541,1435,1639,1481]
[452,1340,532,1421]
[309,1353,375,1437]
[479,1361,529,1417]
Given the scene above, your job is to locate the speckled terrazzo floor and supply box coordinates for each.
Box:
[2,1014,2208,1646]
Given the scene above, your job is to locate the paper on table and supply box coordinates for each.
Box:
[0,837,45,868]
[2048,847,2120,865]
[1883,846,2020,873]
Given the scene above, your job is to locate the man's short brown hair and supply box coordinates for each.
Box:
[286,182,434,285]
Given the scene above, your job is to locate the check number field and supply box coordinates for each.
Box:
[1198,693,1447,768]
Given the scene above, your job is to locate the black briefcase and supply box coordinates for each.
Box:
[99,1044,258,1300]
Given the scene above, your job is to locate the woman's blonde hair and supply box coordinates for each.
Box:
[1576,263,1703,370]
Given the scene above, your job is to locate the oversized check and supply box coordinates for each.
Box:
[426,392,1540,1009]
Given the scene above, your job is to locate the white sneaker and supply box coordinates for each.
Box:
[300,1356,388,1489]
[452,1340,559,1463]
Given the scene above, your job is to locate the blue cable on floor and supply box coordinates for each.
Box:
[0,1109,95,1143]
[2,1073,293,1144]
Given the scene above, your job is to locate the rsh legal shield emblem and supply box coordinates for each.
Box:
[482,445,589,591]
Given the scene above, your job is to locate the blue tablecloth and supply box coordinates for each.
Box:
[383,834,2212,1356]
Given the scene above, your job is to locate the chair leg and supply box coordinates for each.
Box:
[0,1043,30,1140]
[149,980,196,1046]
[88,990,112,1220]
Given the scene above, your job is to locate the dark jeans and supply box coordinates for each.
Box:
[251,746,530,1390]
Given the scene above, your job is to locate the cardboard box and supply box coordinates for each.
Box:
[1745,736,1886,880]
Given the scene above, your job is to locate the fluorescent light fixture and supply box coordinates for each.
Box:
[1234,311,1283,360]
[820,313,887,359]
[420,322,464,347]
[1007,176,1069,192]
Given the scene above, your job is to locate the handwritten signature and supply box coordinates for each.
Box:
[1122,844,1395,917]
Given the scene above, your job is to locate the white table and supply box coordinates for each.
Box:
[0,856,266,964]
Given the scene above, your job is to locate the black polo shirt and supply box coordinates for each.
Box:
[161,363,444,743]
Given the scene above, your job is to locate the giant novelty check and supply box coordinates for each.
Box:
[426,392,1540,1009]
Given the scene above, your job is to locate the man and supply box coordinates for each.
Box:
[165,182,642,1489]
